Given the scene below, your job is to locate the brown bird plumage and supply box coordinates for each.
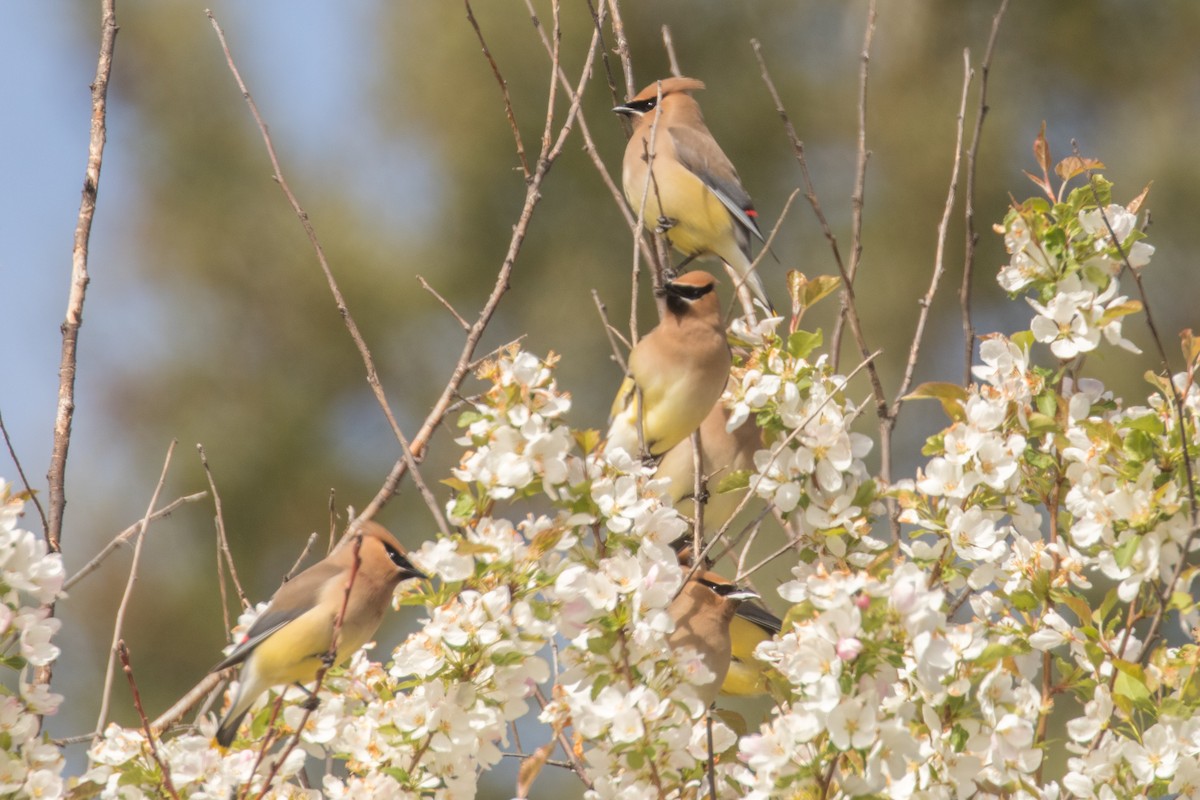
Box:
[212,520,426,748]
[607,270,731,458]
[670,543,781,698]
[667,570,759,706]
[615,77,771,312]
[655,392,764,534]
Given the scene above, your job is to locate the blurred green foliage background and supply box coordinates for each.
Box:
[2,0,1199,788]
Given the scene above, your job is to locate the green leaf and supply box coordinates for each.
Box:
[450,492,476,522]
[905,382,968,422]
[1036,391,1058,418]
[1124,429,1155,461]
[1009,590,1039,612]
[787,329,823,360]
[1099,300,1143,326]
[1113,535,1140,569]
[975,642,1029,667]
[713,469,751,494]
[1113,662,1152,704]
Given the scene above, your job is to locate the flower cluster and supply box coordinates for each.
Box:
[0,481,66,800]
[998,176,1150,360]
[725,321,881,561]
[71,162,1200,800]
[734,562,1045,798]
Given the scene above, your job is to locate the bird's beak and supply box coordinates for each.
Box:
[612,104,639,117]
[396,553,429,583]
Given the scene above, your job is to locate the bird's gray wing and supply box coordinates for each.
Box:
[668,125,765,242]
[210,560,341,671]
[735,599,783,635]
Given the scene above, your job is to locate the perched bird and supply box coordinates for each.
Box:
[614,77,771,311]
[671,544,782,698]
[607,270,731,459]
[667,570,759,706]
[655,393,763,534]
[211,521,427,748]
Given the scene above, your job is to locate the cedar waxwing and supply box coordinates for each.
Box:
[607,271,731,458]
[667,571,759,707]
[671,543,782,698]
[614,77,772,311]
[655,393,763,534]
[211,521,426,747]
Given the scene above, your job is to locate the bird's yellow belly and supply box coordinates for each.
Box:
[635,164,732,260]
[249,610,374,687]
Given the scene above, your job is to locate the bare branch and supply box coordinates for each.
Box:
[726,187,801,323]
[149,670,225,737]
[465,0,530,181]
[750,40,848,283]
[198,444,247,627]
[750,41,887,433]
[961,0,1011,384]
[830,0,877,368]
[63,491,207,591]
[95,440,177,740]
[418,275,471,331]
[661,25,682,78]
[207,10,450,539]
[283,532,319,582]
[356,0,601,524]
[0,410,48,534]
[47,0,119,553]
[592,289,630,373]
[118,642,182,800]
[891,51,973,412]
[605,0,635,99]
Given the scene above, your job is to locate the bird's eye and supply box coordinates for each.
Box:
[662,281,714,301]
[384,543,407,568]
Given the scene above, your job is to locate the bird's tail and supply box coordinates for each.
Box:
[214,705,249,748]
[723,255,775,315]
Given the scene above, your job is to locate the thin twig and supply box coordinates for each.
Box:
[961,0,1011,384]
[0,411,49,534]
[465,0,530,181]
[629,81,669,341]
[726,188,801,323]
[593,289,630,372]
[523,0,661,277]
[682,351,882,591]
[750,40,848,284]
[207,10,450,540]
[283,532,319,582]
[418,275,470,331]
[199,444,247,615]
[750,39,889,475]
[95,440,176,741]
[605,0,635,99]
[63,491,207,591]
[47,0,118,554]
[584,0,622,111]
[891,50,972,411]
[118,642,182,800]
[327,489,338,555]
[661,25,682,78]
[150,671,225,737]
[356,0,599,525]
[830,0,877,369]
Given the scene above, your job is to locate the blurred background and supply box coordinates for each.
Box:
[2,0,1198,790]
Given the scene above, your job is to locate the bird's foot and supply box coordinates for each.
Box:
[655,215,677,234]
[302,694,320,712]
